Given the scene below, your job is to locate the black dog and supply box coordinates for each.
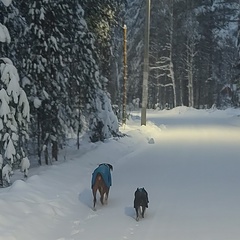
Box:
[134,187,149,221]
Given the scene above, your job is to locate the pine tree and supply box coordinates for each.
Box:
[0,0,30,186]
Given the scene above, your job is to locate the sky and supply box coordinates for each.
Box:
[0,106,240,240]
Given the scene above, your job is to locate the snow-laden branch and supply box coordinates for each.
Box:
[1,0,12,7]
[0,24,11,43]
[150,64,170,72]
[151,81,173,87]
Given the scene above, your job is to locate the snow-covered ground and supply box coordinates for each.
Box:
[1,106,240,240]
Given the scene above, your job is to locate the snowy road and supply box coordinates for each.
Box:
[69,108,240,240]
[1,107,240,240]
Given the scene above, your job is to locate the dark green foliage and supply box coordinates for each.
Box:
[1,0,120,169]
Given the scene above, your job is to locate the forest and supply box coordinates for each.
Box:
[111,0,240,111]
[0,0,240,185]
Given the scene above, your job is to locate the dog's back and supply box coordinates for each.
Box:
[134,188,148,207]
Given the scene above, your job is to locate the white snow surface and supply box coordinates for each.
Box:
[1,106,240,240]
[0,23,11,43]
[0,0,12,7]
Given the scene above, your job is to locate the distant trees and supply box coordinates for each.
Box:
[111,0,144,109]
[117,0,240,110]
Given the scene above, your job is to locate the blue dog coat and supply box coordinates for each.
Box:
[91,164,112,188]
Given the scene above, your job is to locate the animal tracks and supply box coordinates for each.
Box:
[70,220,85,237]
[121,224,139,240]
[57,211,100,240]
[86,212,98,219]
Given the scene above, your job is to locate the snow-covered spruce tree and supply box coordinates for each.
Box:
[55,0,96,148]
[21,0,49,165]
[81,0,126,85]
[62,0,120,143]
[40,1,73,164]
[22,0,73,165]
[0,1,27,76]
[88,75,119,143]
[0,0,30,185]
[22,0,120,154]
[22,0,50,165]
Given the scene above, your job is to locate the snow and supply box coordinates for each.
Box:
[19,89,30,121]
[0,0,12,7]
[0,89,10,123]
[20,157,30,177]
[0,24,11,43]
[33,97,42,108]
[0,58,30,177]
[1,106,240,240]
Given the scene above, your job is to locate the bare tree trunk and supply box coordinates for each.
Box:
[44,145,49,165]
[0,169,2,186]
[169,0,177,107]
[37,112,41,165]
[52,141,58,161]
[185,0,198,108]
[187,38,195,107]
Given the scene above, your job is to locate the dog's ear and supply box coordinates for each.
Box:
[107,164,113,171]
[99,163,113,171]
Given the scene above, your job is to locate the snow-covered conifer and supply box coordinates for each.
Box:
[0,0,30,185]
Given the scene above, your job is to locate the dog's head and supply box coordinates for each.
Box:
[99,163,113,171]
[135,188,148,202]
[135,187,147,194]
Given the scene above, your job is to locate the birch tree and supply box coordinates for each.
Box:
[151,0,177,108]
[184,1,199,107]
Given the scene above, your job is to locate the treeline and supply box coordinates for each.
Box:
[113,0,240,110]
[0,0,125,184]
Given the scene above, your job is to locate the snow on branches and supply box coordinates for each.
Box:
[0,58,30,184]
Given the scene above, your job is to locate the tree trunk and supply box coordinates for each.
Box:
[0,169,2,187]
[52,141,58,161]
[169,0,177,107]
[37,112,41,165]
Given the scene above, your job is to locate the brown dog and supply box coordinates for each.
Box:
[91,163,113,210]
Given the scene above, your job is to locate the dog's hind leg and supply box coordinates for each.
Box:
[142,206,146,218]
[92,188,97,211]
[135,207,140,221]
[105,188,109,204]
[100,188,104,205]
